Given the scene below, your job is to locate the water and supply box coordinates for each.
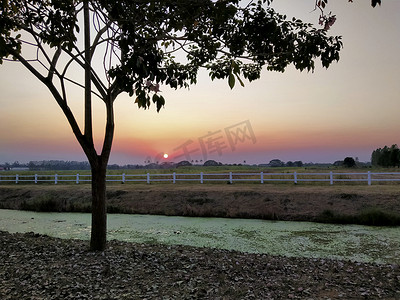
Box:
[1,209,399,264]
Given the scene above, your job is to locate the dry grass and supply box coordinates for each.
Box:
[1,183,400,225]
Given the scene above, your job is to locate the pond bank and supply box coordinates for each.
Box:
[1,184,400,225]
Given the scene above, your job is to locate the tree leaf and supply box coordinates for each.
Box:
[156,95,165,112]
[152,93,159,103]
[228,73,235,89]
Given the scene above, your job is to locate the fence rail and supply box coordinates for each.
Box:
[1,171,400,185]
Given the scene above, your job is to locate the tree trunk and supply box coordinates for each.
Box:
[90,159,107,251]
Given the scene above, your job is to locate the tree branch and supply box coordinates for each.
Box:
[91,21,112,60]
[100,94,115,161]
[84,1,93,141]
[62,46,108,100]
[11,50,47,83]
[48,47,62,81]
[10,50,98,161]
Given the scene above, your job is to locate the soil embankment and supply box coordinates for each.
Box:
[1,184,399,224]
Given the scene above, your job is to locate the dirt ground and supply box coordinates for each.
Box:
[0,183,399,222]
[1,230,400,299]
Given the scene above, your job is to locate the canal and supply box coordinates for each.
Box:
[0,209,399,264]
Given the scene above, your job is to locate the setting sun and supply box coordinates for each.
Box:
[163,153,169,159]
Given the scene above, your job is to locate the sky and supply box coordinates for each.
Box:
[0,0,399,165]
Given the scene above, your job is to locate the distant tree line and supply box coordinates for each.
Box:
[28,160,91,171]
[266,159,303,168]
[371,145,400,167]
[1,157,376,171]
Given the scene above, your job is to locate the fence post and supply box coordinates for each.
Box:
[200,172,203,184]
[294,172,297,184]
[55,174,58,184]
[35,174,38,184]
[76,173,79,184]
[147,173,150,184]
[122,173,125,184]
[260,172,264,184]
[229,172,233,184]
[16,174,19,184]
[330,171,333,185]
[368,171,371,186]
[173,172,176,184]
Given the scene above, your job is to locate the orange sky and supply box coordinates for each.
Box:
[0,1,399,165]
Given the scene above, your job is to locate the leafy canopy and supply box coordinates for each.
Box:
[0,0,343,111]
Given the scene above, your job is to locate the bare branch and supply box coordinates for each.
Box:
[59,76,68,104]
[28,25,56,73]
[9,51,46,83]
[91,21,112,59]
[84,0,93,141]
[62,75,104,100]
[3,57,37,63]
[62,46,108,100]
[48,47,62,81]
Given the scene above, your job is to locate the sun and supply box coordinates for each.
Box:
[163,153,169,159]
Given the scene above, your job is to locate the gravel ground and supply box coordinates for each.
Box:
[1,231,399,299]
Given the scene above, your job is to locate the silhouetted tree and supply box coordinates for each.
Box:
[2,0,373,250]
[371,144,400,167]
[203,160,220,167]
[176,160,192,168]
[343,157,356,168]
[389,145,400,167]
[269,159,284,167]
[286,161,294,167]
[294,161,304,167]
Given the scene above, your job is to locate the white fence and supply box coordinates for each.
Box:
[1,171,400,185]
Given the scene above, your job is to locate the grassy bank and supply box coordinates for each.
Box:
[1,184,399,226]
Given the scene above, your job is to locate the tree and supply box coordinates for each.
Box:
[294,161,304,168]
[389,145,400,167]
[371,145,400,167]
[286,161,294,167]
[269,159,284,167]
[343,157,356,168]
[1,0,349,250]
[203,160,220,167]
[176,160,192,168]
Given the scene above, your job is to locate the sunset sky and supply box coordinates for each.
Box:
[0,1,399,165]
